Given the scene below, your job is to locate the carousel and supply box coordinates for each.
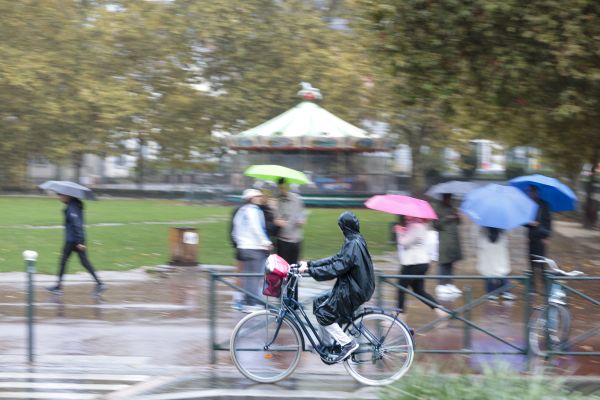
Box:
[225,83,394,194]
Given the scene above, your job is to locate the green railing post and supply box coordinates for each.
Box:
[209,272,217,365]
[376,274,383,309]
[23,250,38,364]
[523,271,532,370]
[463,286,472,350]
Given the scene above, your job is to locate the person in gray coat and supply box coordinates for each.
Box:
[433,193,463,297]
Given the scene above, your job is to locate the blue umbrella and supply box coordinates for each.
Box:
[460,184,538,230]
[509,174,577,212]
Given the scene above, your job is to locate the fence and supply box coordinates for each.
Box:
[207,270,600,368]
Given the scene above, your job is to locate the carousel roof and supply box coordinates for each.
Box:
[227,83,387,152]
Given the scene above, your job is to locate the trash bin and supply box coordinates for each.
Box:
[168,227,199,266]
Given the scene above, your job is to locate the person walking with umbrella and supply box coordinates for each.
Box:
[433,193,463,297]
[524,185,552,294]
[460,184,539,301]
[396,216,447,318]
[40,182,105,295]
[510,175,577,294]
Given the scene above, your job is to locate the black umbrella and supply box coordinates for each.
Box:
[39,180,96,200]
[425,180,478,200]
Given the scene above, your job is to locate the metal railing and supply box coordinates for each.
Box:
[540,274,600,357]
[207,270,600,367]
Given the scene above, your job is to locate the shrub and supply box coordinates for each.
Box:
[380,366,588,400]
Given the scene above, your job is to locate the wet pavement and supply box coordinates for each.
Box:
[0,218,599,398]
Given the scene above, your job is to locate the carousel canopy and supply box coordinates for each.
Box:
[227,83,387,152]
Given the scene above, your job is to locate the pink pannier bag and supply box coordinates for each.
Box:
[263,254,290,298]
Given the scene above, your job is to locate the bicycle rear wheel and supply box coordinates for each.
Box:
[343,312,414,386]
[528,304,571,357]
[230,310,302,383]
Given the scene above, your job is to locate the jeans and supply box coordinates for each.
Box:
[438,262,454,285]
[397,263,438,311]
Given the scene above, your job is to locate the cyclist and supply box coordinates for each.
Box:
[299,211,375,363]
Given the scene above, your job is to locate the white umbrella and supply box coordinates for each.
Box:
[39,181,96,200]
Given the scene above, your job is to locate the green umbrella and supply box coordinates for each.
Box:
[244,164,311,185]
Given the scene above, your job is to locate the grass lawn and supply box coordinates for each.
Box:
[0,196,397,274]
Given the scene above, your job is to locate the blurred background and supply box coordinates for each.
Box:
[0,0,598,226]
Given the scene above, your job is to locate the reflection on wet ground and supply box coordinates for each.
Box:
[0,218,598,380]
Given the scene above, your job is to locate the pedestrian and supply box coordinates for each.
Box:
[47,195,105,295]
[433,193,463,297]
[525,185,552,294]
[232,188,273,312]
[274,177,306,265]
[396,216,446,318]
[475,226,515,301]
[299,211,375,363]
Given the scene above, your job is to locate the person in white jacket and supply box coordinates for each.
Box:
[396,216,446,318]
[476,227,515,301]
[232,189,273,311]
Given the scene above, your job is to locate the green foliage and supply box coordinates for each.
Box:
[505,162,527,180]
[381,366,591,400]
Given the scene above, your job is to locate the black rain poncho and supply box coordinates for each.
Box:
[308,212,375,326]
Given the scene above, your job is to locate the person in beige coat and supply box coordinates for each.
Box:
[396,216,446,318]
[476,226,515,301]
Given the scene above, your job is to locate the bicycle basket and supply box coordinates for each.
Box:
[262,254,290,298]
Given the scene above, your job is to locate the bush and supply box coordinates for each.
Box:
[380,366,588,400]
[506,162,526,180]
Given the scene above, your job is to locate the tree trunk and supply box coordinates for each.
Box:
[582,150,599,229]
[136,137,145,189]
[72,152,82,184]
[409,140,425,197]
[408,125,426,197]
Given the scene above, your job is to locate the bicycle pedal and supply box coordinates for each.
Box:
[320,355,338,365]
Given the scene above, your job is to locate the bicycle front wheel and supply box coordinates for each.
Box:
[343,312,414,386]
[230,310,302,383]
[528,304,571,357]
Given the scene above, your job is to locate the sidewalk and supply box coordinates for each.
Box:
[0,218,598,398]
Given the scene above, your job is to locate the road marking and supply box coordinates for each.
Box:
[0,372,149,381]
[0,393,97,399]
[0,382,128,390]
[0,371,154,400]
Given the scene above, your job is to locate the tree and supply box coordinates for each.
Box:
[351,0,470,195]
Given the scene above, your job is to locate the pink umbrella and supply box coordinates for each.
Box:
[365,194,438,219]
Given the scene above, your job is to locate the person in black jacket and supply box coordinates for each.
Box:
[525,185,552,294]
[299,211,375,363]
[47,195,105,295]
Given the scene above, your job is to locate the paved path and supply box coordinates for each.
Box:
[0,217,599,398]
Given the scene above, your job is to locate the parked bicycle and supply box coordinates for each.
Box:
[528,255,584,356]
[230,265,415,386]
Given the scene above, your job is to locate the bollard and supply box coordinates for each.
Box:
[209,272,216,365]
[463,286,472,350]
[23,250,38,364]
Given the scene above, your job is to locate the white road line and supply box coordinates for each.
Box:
[0,372,149,381]
[0,393,97,399]
[0,382,128,390]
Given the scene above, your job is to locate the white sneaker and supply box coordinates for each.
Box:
[446,284,462,294]
[435,285,451,296]
[501,292,517,301]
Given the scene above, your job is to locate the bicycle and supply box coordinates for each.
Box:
[528,255,584,357]
[230,265,415,385]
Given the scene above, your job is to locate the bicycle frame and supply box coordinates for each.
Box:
[265,271,408,359]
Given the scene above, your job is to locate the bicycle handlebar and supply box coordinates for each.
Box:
[531,255,585,276]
